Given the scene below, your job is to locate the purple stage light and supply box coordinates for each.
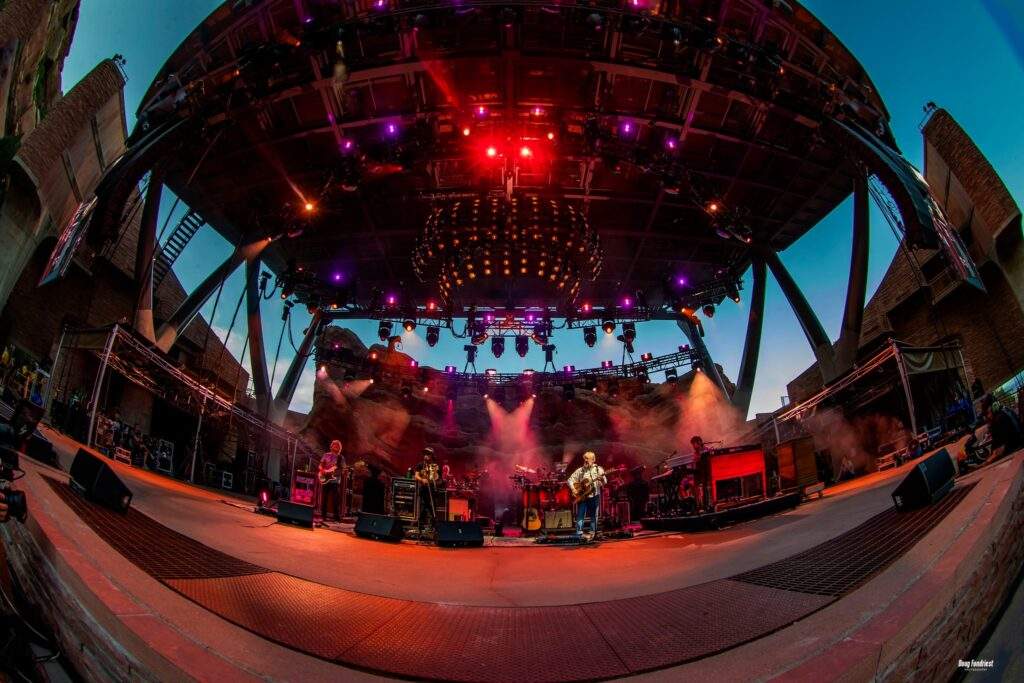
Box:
[445,365,457,374]
[677,277,686,286]
[563,365,575,373]
[333,273,342,282]
[387,294,397,305]
[410,360,419,368]
[384,122,398,137]
[623,297,632,307]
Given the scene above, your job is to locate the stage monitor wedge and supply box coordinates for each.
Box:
[277,500,315,528]
[435,520,484,547]
[891,448,956,511]
[354,512,404,541]
[69,448,133,513]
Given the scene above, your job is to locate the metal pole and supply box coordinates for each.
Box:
[893,340,919,437]
[190,394,206,483]
[835,173,871,372]
[86,326,118,447]
[732,258,767,416]
[42,325,67,421]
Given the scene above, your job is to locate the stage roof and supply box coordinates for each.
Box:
[139,0,892,313]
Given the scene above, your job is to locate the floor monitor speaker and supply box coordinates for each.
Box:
[354,512,404,541]
[892,448,956,511]
[435,520,484,547]
[69,448,133,512]
[277,500,315,528]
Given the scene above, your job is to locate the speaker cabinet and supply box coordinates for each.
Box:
[892,448,956,511]
[435,520,484,547]
[69,448,133,513]
[277,500,315,528]
[354,512,405,541]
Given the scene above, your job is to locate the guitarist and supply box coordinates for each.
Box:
[318,440,345,522]
[412,447,442,530]
[568,451,607,537]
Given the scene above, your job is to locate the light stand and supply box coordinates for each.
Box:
[463,344,478,373]
[542,344,557,372]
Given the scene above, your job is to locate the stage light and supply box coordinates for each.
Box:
[476,105,488,117]
[581,302,592,314]
[491,336,505,358]
[583,326,597,347]
[486,146,498,158]
[620,121,633,136]
[319,365,327,373]
[523,369,535,375]
[444,365,457,374]
[563,365,575,373]
[422,386,429,393]
[621,322,636,343]
[385,122,398,137]
[485,368,497,376]
[679,344,691,352]
[386,294,397,305]
[410,360,419,368]
[464,344,478,364]
[341,139,354,152]
[519,146,533,158]
[640,352,653,361]
[546,131,555,141]
[462,126,471,136]
[602,319,615,334]
[403,319,416,332]
[427,300,437,311]
[703,304,716,318]
[706,200,720,214]
[369,351,379,361]
[543,343,556,364]
[532,107,544,116]
[304,202,315,212]
[601,360,614,369]
[665,368,678,383]
[377,321,392,341]
[472,329,489,345]
[726,282,741,303]
[426,325,440,347]
[515,335,529,357]
[622,297,632,307]
[676,277,686,286]
[665,137,677,150]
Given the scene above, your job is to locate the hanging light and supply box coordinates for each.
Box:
[491,336,505,358]
[583,326,597,347]
[426,326,440,347]
[378,321,392,341]
[602,319,615,334]
[403,319,417,332]
[515,335,529,357]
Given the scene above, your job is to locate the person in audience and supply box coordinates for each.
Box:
[980,394,1023,464]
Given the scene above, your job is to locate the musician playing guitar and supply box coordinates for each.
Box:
[412,447,442,530]
[567,451,607,537]
[318,439,345,522]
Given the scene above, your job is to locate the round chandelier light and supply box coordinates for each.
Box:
[412,194,602,305]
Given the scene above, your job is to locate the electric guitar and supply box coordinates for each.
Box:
[319,463,339,484]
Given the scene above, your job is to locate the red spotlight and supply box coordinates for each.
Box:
[546,131,555,141]
[427,300,437,311]
[303,202,315,212]
[581,302,592,314]
[486,146,498,158]
[462,126,471,137]
[519,146,532,158]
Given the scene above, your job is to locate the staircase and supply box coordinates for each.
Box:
[152,208,205,288]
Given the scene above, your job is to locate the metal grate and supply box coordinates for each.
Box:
[45,477,266,580]
[733,484,974,596]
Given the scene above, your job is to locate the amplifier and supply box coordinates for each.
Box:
[392,477,416,520]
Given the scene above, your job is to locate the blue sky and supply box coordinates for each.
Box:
[62,0,1024,415]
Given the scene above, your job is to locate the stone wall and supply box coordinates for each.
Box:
[879,460,1024,681]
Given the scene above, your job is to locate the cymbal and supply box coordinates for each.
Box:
[514,464,537,474]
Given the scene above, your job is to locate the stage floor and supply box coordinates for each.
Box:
[13,427,1023,682]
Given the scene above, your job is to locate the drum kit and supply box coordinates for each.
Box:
[509,463,628,532]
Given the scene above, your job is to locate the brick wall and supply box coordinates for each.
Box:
[786,110,1024,404]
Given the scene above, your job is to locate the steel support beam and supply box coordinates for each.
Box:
[731,257,767,417]
[762,249,837,382]
[270,309,324,425]
[154,237,271,352]
[246,258,272,417]
[835,173,870,372]
[133,177,162,342]
[676,317,730,398]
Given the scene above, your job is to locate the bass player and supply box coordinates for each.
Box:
[567,451,607,537]
[318,439,345,522]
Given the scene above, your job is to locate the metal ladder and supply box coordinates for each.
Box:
[152,208,205,288]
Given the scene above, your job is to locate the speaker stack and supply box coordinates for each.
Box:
[69,448,133,513]
[891,448,957,511]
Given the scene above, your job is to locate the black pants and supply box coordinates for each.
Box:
[418,485,438,528]
[321,482,341,521]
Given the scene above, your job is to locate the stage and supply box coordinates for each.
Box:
[2,426,1021,682]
